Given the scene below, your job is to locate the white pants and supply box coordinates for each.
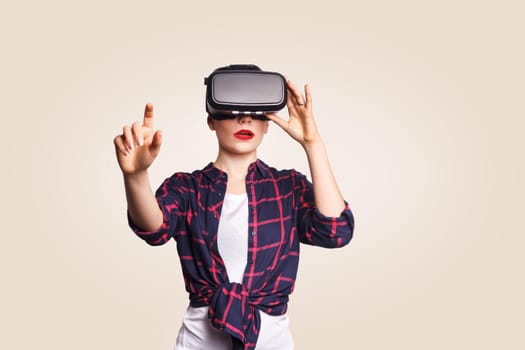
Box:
[174,306,294,350]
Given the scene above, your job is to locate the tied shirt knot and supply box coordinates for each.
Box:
[207,282,263,350]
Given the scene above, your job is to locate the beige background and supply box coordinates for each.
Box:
[1,0,523,349]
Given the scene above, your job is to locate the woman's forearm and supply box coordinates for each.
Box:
[303,140,346,217]
[124,170,163,231]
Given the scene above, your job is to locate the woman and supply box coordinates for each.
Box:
[113,67,354,350]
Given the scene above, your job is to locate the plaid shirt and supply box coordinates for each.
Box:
[129,159,354,350]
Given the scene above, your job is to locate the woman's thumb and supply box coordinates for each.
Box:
[150,129,162,154]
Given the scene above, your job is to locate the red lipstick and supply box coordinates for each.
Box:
[234,129,254,140]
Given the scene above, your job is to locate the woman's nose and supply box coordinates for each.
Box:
[237,114,252,123]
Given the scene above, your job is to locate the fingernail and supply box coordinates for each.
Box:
[139,139,144,146]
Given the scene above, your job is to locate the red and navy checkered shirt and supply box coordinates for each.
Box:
[129,159,354,350]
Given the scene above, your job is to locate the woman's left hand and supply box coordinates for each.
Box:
[266,80,322,147]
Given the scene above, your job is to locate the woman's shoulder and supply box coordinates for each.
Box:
[257,160,310,187]
[161,162,224,186]
[258,159,305,178]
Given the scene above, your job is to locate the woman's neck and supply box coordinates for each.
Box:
[213,152,257,181]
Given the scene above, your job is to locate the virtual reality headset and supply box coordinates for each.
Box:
[204,64,288,120]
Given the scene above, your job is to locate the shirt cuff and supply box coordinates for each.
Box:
[311,201,352,223]
[127,199,172,246]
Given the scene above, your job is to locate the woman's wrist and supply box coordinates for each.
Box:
[123,170,150,185]
[301,137,324,153]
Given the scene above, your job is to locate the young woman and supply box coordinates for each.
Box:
[113,68,354,350]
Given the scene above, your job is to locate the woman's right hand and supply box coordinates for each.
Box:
[114,103,163,175]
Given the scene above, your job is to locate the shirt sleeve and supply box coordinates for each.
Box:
[293,170,354,248]
[127,173,188,246]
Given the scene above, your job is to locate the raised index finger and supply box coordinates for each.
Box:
[143,103,154,128]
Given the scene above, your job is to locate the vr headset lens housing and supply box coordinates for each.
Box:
[205,67,287,120]
[213,74,285,105]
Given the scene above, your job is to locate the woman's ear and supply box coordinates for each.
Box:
[207,115,215,130]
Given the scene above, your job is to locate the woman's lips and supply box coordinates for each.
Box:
[234,129,254,140]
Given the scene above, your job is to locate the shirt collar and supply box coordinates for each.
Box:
[202,159,269,182]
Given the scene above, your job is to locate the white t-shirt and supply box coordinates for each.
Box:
[174,193,294,350]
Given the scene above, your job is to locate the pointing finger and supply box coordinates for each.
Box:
[143,103,154,128]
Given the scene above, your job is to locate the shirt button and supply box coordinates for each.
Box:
[251,231,256,236]
[248,257,253,264]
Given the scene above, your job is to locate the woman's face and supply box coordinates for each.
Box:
[208,115,269,156]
